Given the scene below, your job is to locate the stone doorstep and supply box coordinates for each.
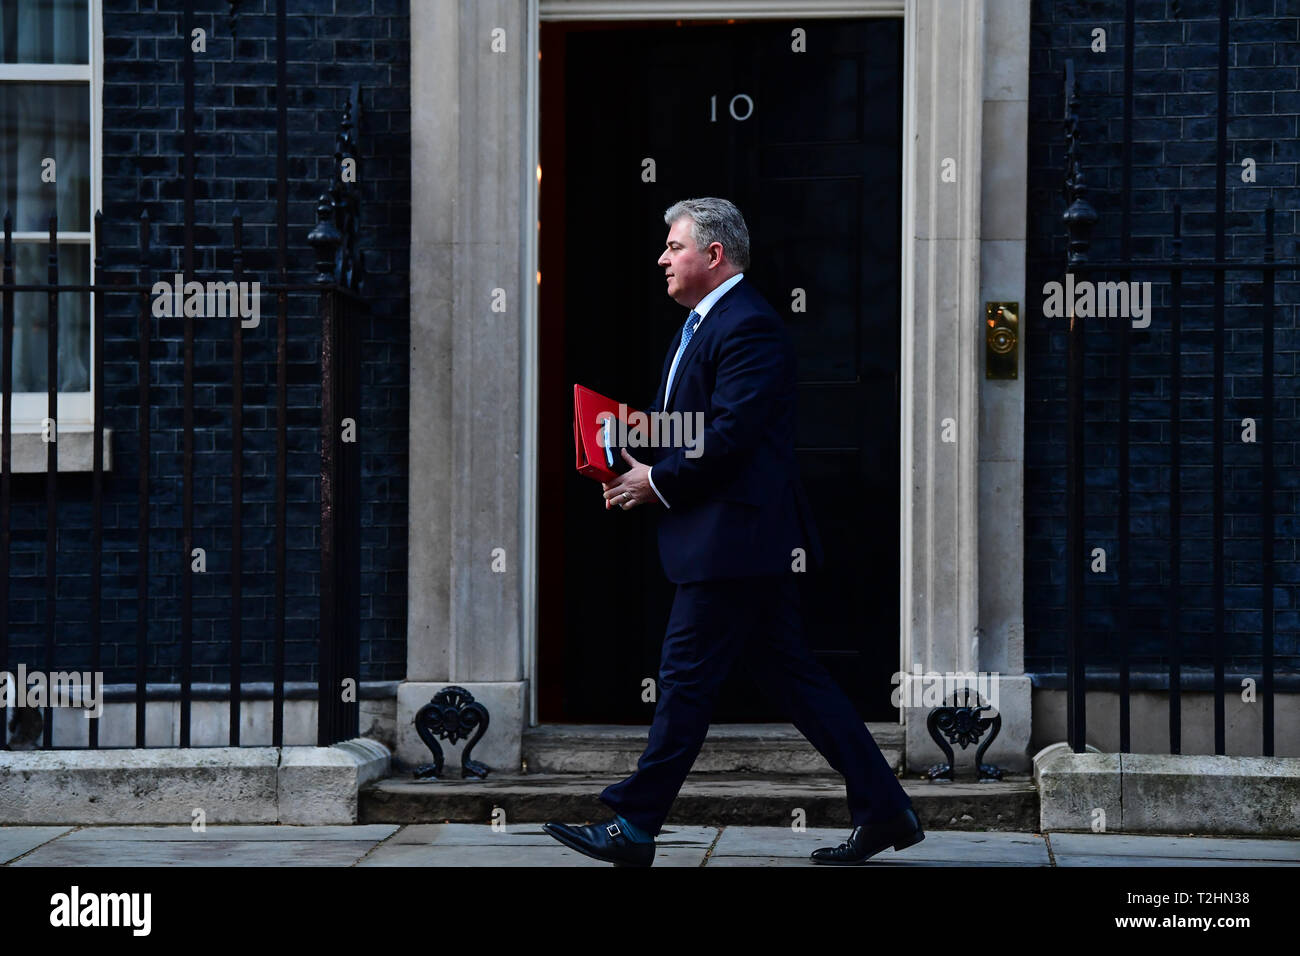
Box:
[0,738,391,826]
[1034,745,1300,837]
[359,773,1039,832]
[520,722,905,775]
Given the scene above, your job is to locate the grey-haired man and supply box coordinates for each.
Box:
[544,198,922,866]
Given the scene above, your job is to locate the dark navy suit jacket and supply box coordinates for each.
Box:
[643,276,824,583]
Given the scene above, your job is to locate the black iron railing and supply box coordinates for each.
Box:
[0,214,364,749]
[0,0,365,749]
[1060,0,1294,757]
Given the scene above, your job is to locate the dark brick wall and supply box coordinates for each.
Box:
[1026,0,1299,676]
[4,0,409,686]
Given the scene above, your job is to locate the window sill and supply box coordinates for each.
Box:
[0,427,113,473]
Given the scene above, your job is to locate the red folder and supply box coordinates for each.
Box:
[573,384,644,482]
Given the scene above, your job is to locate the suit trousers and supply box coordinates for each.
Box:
[599,573,913,837]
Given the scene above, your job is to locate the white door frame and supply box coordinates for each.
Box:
[406,0,1024,772]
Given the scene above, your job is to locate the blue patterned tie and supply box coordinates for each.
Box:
[666,310,700,400]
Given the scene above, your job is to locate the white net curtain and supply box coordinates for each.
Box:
[0,0,92,394]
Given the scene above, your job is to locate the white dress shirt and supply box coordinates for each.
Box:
[647,272,745,508]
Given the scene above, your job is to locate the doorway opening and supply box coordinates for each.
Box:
[537,16,904,723]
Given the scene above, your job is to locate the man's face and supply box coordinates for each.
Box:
[657,216,719,308]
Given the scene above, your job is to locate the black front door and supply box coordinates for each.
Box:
[538,17,903,723]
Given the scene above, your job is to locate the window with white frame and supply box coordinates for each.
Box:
[0,0,99,431]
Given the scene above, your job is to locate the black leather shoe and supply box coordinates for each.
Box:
[541,819,656,867]
[810,807,925,865]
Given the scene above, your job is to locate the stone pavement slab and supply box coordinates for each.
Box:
[377,822,562,846]
[1048,832,1300,866]
[357,823,719,867]
[704,855,1048,867]
[10,824,399,867]
[0,827,74,864]
[1051,856,1297,867]
[706,827,1050,866]
[26,825,400,842]
[7,824,1300,867]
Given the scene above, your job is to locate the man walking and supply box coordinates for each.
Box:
[543,198,923,866]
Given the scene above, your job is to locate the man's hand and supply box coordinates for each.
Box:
[602,449,655,510]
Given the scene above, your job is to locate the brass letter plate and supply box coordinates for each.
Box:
[985,301,1018,380]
